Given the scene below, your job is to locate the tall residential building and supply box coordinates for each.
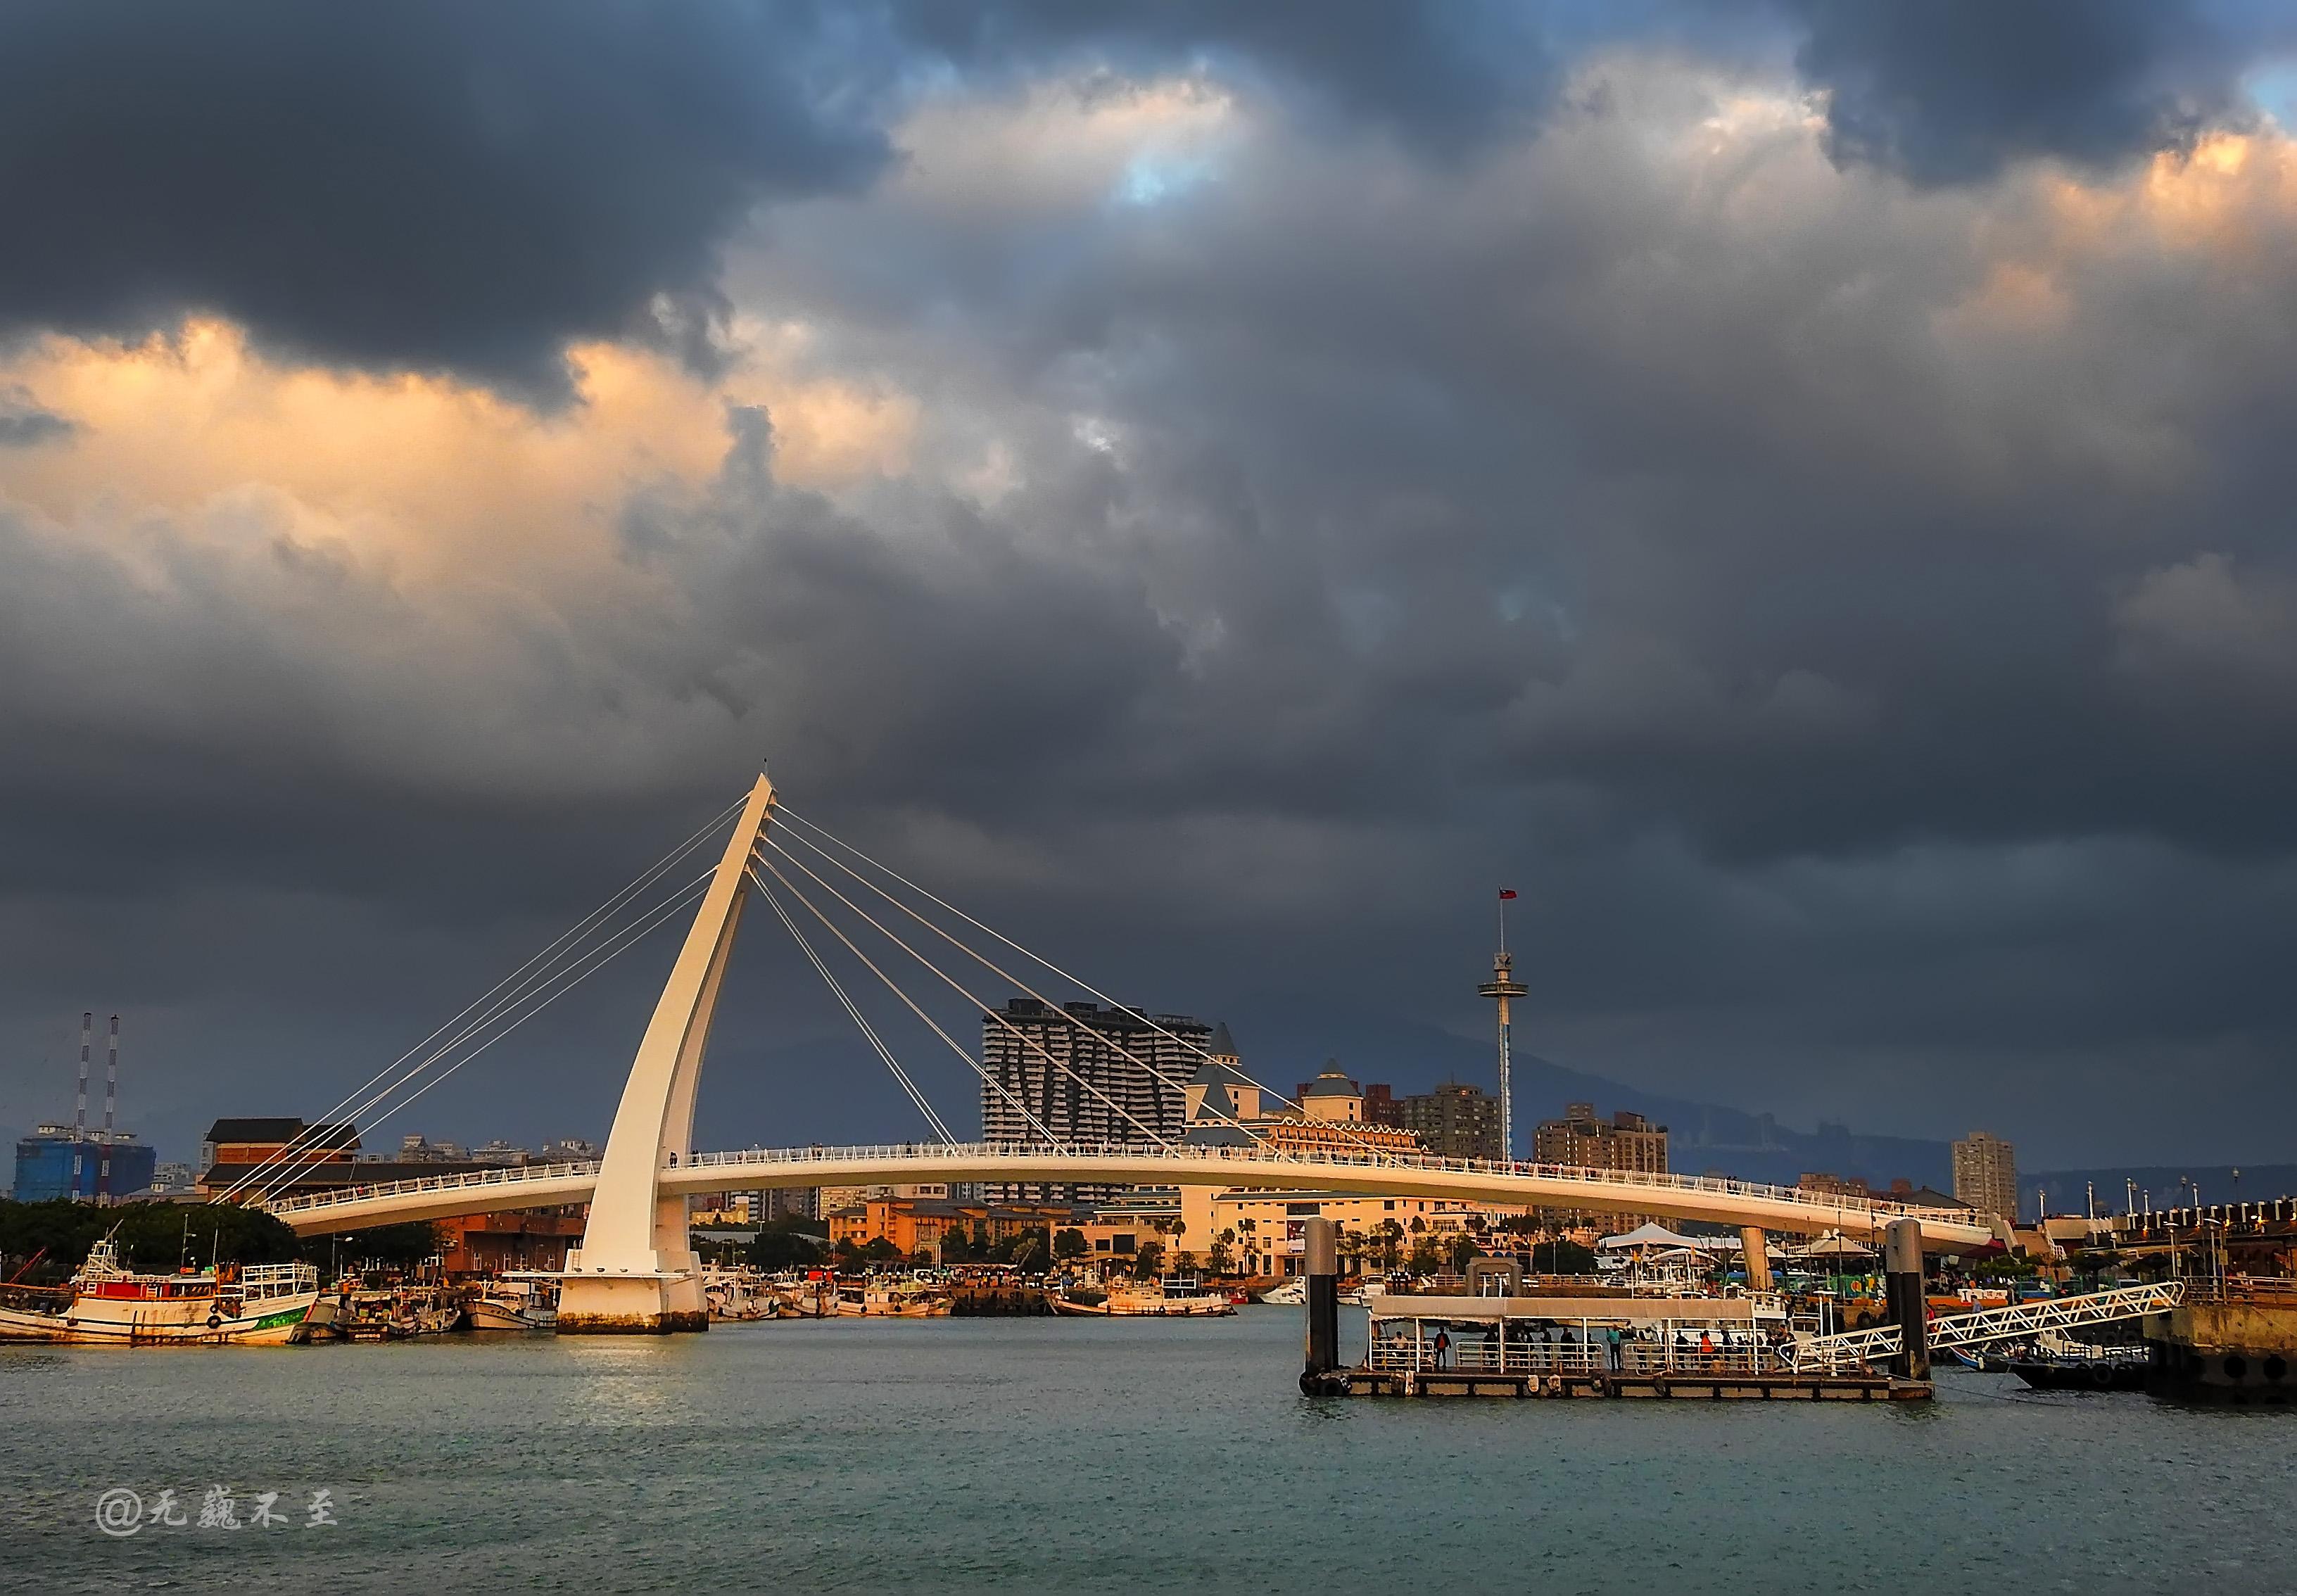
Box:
[1951,1132,2019,1225]
[980,999,1211,1203]
[1394,1080,1504,1162]
[763,1186,820,1223]
[1532,1101,1670,1175]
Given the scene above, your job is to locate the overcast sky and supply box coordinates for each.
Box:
[5,1,2296,1172]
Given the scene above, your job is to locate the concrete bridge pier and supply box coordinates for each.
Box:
[1740,1226,1773,1291]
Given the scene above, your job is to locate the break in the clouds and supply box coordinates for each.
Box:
[4,4,2297,1173]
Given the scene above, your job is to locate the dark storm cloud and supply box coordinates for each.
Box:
[1788,0,2297,184]
[885,0,1566,156]
[0,0,892,400]
[9,13,2297,1166]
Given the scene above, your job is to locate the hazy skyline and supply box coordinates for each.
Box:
[6,1,2297,1172]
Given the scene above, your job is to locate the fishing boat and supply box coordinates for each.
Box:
[1052,1280,1236,1317]
[470,1277,558,1331]
[703,1267,771,1322]
[0,1239,320,1346]
[2006,1336,2150,1392]
[1260,1279,1308,1306]
[833,1277,953,1317]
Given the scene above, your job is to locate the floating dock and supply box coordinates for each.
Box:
[1315,1289,1929,1401]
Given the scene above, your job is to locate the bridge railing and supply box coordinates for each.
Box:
[264,1158,602,1214]
[264,1138,1972,1228]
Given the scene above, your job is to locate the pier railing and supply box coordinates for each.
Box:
[264,1139,1975,1229]
[1369,1335,1785,1376]
[1785,1279,2187,1371]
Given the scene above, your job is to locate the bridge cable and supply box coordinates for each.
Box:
[222,790,747,1203]
[745,862,1068,1152]
[244,870,714,1203]
[761,828,1303,1154]
[749,866,956,1145]
[237,863,716,1200]
[771,813,1396,1162]
[247,871,714,1203]
[243,870,716,1203]
[757,842,1180,1152]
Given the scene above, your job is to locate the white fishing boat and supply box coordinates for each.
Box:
[0,1239,320,1346]
[1260,1279,1308,1306]
[469,1276,558,1331]
[702,1267,771,1322]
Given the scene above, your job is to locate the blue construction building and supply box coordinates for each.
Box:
[11,1126,158,1202]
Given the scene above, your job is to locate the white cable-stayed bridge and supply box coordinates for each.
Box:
[227,770,1998,1332]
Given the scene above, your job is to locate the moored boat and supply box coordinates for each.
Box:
[0,1239,319,1346]
[470,1277,558,1331]
[1054,1280,1236,1317]
[833,1277,954,1317]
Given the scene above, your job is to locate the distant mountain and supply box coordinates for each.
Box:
[1238,1010,1954,1191]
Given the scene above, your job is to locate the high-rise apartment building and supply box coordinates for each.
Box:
[1393,1079,1503,1162]
[1951,1131,2019,1225]
[1531,1102,1669,1174]
[980,999,1211,1203]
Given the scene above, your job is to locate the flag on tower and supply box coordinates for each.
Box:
[1498,889,1517,899]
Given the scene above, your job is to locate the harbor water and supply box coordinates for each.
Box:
[4,1308,2293,1594]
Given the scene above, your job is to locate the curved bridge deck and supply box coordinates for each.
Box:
[262,1141,1995,1248]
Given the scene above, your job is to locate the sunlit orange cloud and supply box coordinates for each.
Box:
[0,319,919,583]
[2044,130,2297,261]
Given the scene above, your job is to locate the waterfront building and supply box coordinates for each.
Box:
[13,1022,160,1202]
[764,1186,820,1222]
[1533,1102,1669,1174]
[1952,1132,2020,1224]
[828,1196,1075,1259]
[1797,1170,1873,1199]
[139,1160,198,1197]
[198,1117,360,1191]
[398,1134,470,1162]
[434,1210,588,1277]
[1173,1032,1422,1254]
[1531,1102,1669,1227]
[1399,1079,1505,1162]
[1295,1064,1366,1121]
[11,1125,156,1203]
[980,999,1212,1203]
[1205,1189,1521,1278]
[538,1136,600,1163]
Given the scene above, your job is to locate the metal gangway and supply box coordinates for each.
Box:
[1785,1281,2185,1372]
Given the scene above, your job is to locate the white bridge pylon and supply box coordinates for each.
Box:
[556,771,779,1333]
[262,767,1998,1330]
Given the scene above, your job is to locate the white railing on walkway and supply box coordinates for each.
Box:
[262,1138,1976,1227]
[1369,1337,1784,1377]
[1785,1281,2185,1371]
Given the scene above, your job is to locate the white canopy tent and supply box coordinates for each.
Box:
[1777,1230,1878,1262]
[1597,1222,1740,1253]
